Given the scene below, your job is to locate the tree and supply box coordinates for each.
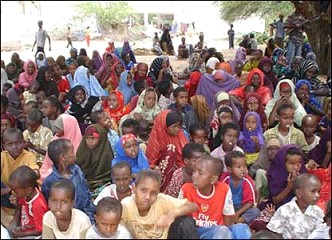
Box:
[74,2,134,32]
[215,1,331,75]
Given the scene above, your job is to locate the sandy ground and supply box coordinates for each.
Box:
[1,35,242,73]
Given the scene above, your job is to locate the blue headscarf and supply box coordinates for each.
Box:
[116,70,137,105]
[73,65,108,97]
[238,111,265,153]
[111,134,149,174]
[295,79,322,113]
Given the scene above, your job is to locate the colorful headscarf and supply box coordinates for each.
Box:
[102,90,131,123]
[112,133,150,174]
[133,62,149,81]
[92,50,103,72]
[217,62,232,74]
[258,56,278,90]
[18,60,38,89]
[238,111,265,153]
[295,79,322,113]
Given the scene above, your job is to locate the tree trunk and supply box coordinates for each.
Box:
[292,1,331,75]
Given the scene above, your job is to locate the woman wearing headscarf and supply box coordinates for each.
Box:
[116,70,137,105]
[40,113,82,182]
[76,124,114,195]
[36,66,59,97]
[66,85,102,134]
[11,52,25,74]
[146,109,189,192]
[178,53,202,80]
[112,133,149,176]
[95,52,120,89]
[133,61,149,82]
[217,62,232,74]
[265,79,307,127]
[6,87,24,123]
[65,47,78,66]
[73,65,107,97]
[257,56,278,91]
[196,68,241,112]
[229,68,272,107]
[282,56,304,80]
[147,55,175,85]
[103,61,124,92]
[5,63,19,83]
[91,50,103,74]
[295,79,323,115]
[18,60,38,90]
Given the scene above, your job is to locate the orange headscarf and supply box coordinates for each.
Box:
[146,109,189,168]
[102,90,131,123]
[217,62,232,74]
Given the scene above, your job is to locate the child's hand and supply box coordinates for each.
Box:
[9,192,19,208]
[154,212,176,230]
[306,159,319,170]
[287,171,298,186]
[24,140,35,150]
[250,136,259,144]
[265,204,276,215]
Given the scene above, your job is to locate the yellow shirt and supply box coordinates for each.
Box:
[1,149,38,185]
[121,193,189,239]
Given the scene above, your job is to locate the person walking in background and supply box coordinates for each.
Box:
[269,14,285,48]
[85,26,91,48]
[32,20,51,58]
[228,24,235,49]
[66,26,73,48]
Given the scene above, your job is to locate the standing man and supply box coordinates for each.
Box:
[227,24,235,49]
[32,20,51,57]
[66,26,73,48]
[270,14,285,48]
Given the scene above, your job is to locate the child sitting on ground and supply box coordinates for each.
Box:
[220,150,261,224]
[121,169,199,239]
[94,162,134,205]
[7,166,48,238]
[85,197,132,239]
[267,173,325,239]
[164,142,205,198]
[23,80,39,104]
[41,96,63,135]
[23,109,53,168]
[137,119,151,154]
[41,139,95,223]
[302,114,321,151]
[42,179,92,238]
[112,133,150,180]
[238,111,265,167]
[189,122,210,153]
[211,122,244,172]
[179,154,252,239]
[90,110,119,156]
[157,79,175,111]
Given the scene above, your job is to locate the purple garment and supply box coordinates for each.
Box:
[308,128,331,165]
[238,112,265,153]
[267,144,307,209]
[235,46,247,63]
[258,56,278,91]
[196,70,241,111]
[92,50,103,73]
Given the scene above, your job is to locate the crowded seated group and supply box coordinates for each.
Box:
[1,33,331,239]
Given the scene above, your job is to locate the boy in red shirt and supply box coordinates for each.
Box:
[179,154,251,239]
[7,166,48,238]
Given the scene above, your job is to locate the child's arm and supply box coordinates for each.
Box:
[321,140,331,169]
[272,171,297,205]
[234,202,254,223]
[11,227,42,238]
[24,140,46,156]
[154,200,198,229]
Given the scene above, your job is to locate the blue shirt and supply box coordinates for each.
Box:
[41,164,96,223]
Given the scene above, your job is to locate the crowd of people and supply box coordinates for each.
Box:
[0,10,331,239]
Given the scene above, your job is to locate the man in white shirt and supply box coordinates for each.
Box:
[32,20,51,57]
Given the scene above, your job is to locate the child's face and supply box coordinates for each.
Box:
[123,54,130,64]
[166,122,181,136]
[30,83,39,94]
[295,84,309,101]
[305,67,317,80]
[108,93,119,110]
[115,63,124,75]
[95,211,121,238]
[7,65,15,74]
[302,117,316,137]
[134,177,160,215]
[266,145,280,162]
[122,126,136,136]
[227,157,247,180]
[123,138,138,158]
[68,64,76,75]
[138,65,147,78]
[192,160,216,190]
[112,167,132,193]
[191,129,207,145]
[139,122,151,140]
[218,112,233,126]
[2,86,10,96]
[247,100,259,112]
[74,89,86,104]
[235,64,243,76]
[278,108,294,129]
[245,114,257,132]
[38,54,44,60]
[47,58,54,66]
[27,62,35,75]
[98,113,113,129]
[175,91,189,108]
[262,63,271,73]
[44,70,52,82]
[144,91,156,109]
[298,178,321,206]
[285,154,302,174]
[36,91,46,105]
[86,136,99,150]
[41,100,56,117]
[26,119,40,133]
[222,128,238,152]
[48,188,74,221]
[279,86,292,99]
[63,144,76,165]
[126,73,133,86]
[8,181,31,199]
[250,74,261,89]
[1,119,13,135]
[184,151,204,172]
[3,134,24,159]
